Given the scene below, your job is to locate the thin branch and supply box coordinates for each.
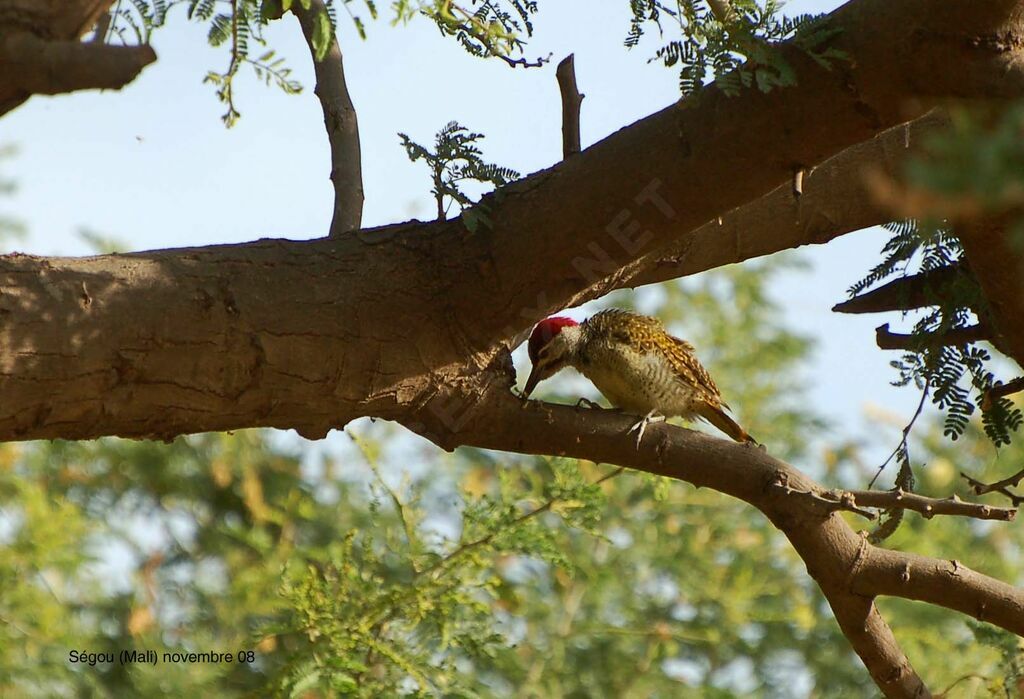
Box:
[770,477,1015,522]
[91,11,112,43]
[496,53,551,68]
[960,470,1024,507]
[347,428,420,570]
[832,263,967,315]
[935,674,988,698]
[771,475,877,519]
[869,384,928,488]
[556,54,583,158]
[292,0,364,236]
[874,322,992,351]
[841,488,1016,521]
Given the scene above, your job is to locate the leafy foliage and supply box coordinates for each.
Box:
[850,219,1022,447]
[271,439,615,696]
[101,0,539,127]
[393,0,543,67]
[625,0,845,97]
[102,0,377,126]
[967,620,1024,697]
[399,120,520,226]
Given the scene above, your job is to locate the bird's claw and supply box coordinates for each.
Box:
[574,397,604,410]
[627,411,666,449]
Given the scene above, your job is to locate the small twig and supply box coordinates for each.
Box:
[347,429,420,568]
[792,167,805,198]
[497,53,551,69]
[771,476,877,520]
[981,376,1024,411]
[774,477,1015,521]
[875,321,992,351]
[841,488,1016,521]
[935,673,988,698]
[556,54,584,158]
[960,469,1024,506]
[869,384,928,488]
[91,12,112,44]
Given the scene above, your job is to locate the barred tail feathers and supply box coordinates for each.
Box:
[697,403,758,445]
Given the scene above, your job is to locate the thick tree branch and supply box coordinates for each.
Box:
[832,262,967,315]
[439,389,1024,697]
[0,32,155,95]
[292,0,364,236]
[597,111,950,300]
[853,548,1024,637]
[0,0,153,117]
[556,54,583,158]
[440,390,1015,695]
[956,219,1024,368]
[0,1,1022,443]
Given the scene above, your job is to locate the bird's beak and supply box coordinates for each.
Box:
[522,364,543,398]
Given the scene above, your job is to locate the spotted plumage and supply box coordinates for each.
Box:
[523,309,755,444]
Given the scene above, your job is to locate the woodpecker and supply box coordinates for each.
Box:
[522,309,756,447]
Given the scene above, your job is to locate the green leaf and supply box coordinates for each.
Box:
[312,9,333,61]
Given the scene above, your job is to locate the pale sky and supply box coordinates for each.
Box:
[0,0,933,469]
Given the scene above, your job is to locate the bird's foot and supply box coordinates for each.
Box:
[627,410,666,449]
[574,397,605,410]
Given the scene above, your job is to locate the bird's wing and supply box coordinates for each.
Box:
[658,334,725,407]
[587,309,724,406]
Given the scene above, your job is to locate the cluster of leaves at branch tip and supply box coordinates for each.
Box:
[399,121,520,230]
[625,0,847,97]
[394,0,543,67]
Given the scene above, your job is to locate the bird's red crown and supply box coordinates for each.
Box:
[528,316,579,363]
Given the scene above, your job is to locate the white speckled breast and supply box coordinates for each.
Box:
[575,339,700,418]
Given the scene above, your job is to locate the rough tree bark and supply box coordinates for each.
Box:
[2,0,1024,696]
[957,219,1024,369]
